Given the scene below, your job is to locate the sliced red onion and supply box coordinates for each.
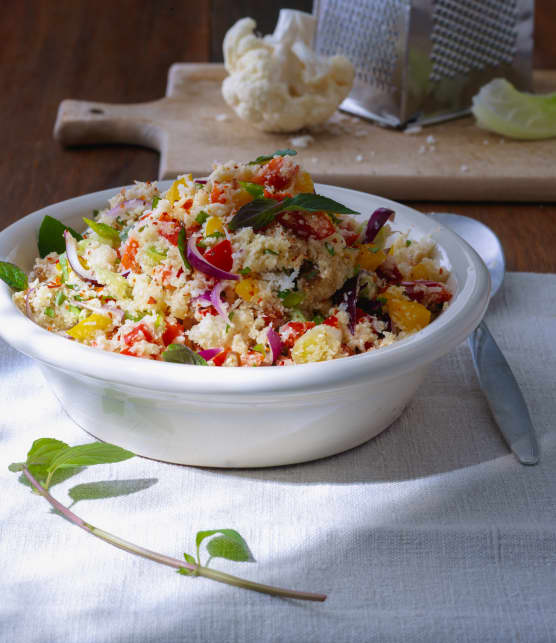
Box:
[186,234,239,281]
[194,178,208,185]
[64,230,100,286]
[198,347,224,361]
[365,208,394,244]
[104,199,147,218]
[400,280,452,305]
[332,274,360,334]
[121,270,131,279]
[266,327,282,364]
[210,282,228,320]
[79,301,125,323]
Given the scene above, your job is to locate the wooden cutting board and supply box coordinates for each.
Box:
[54,64,556,201]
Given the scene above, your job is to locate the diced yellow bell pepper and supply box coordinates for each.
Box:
[235,278,258,302]
[410,261,431,280]
[357,245,386,272]
[67,313,112,341]
[205,216,224,236]
[294,170,314,194]
[385,298,431,333]
[166,174,192,204]
[291,325,342,364]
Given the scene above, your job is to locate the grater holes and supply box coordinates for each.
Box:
[430,0,518,82]
[314,0,410,91]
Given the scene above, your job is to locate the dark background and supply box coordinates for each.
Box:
[1,0,555,271]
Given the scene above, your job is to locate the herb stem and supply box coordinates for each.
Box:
[22,466,326,602]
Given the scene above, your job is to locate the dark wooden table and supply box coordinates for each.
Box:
[2,0,555,272]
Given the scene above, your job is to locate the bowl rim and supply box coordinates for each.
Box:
[0,182,490,396]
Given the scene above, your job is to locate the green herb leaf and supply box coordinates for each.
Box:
[252,344,266,355]
[282,193,359,215]
[263,248,279,256]
[152,196,160,208]
[83,217,120,247]
[196,529,253,564]
[162,344,207,366]
[45,442,134,486]
[59,252,69,283]
[228,198,281,231]
[325,242,335,256]
[195,211,209,225]
[248,149,297,165]
[44,306,55,318]
[406,239,412,247]
[239,181,265,199]
[312,313,325,324]
[145,246,167,264]
[14,438,70,481]
[55,290,66,306]
[238,267,251,276]
[0,261,28,291]
[38,215,82,258]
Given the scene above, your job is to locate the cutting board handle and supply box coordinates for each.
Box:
[54,99,166,151]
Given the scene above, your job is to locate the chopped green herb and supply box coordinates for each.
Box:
[278,290,305,308]
[124,311,147,322]
[195,211,209,225]
[290,309,306,322]
[206,231,224,239]
[228,311,235,320]
[239,267,251,276]
[325,242,335,256]
[225,324,230,333]
[44,307,55,318]
[55,291,66,306]
[327,212,342,225]
[59,253,69,283]
[376,296,387,305]
[146,246,167,264]
[406,240,412,247]
[312,313,325,325]
[68,305,81,315]
[83,217,121,248]
[93,209,99,217]
[152,196,160,208]
[263,248,279,256]
[239,181,264,199]
[252,344,266,355]
[177,227,192,272]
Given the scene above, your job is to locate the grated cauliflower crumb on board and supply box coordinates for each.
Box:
[14,153,452,367]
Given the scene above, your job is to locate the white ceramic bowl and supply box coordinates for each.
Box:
[0,183,490,467]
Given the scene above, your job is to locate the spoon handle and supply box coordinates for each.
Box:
[468,320,539,465]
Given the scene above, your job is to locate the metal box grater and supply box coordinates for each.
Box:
[313,0,534,127]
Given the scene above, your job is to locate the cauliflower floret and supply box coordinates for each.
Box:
[222,11,354,133]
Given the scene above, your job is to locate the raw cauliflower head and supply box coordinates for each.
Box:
[222,10,355,133]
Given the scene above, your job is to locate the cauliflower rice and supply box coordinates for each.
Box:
[15,153,452,367]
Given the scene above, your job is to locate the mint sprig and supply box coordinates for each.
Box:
[0,261,28,291]
[9,438,326,602]
[229,193,359,231]
[248,149,297,165]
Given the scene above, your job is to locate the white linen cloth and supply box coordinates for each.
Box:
[1,272,555,643]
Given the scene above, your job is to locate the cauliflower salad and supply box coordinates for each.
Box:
[8,150,452,367]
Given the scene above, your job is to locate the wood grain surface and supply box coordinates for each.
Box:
[1,0,555,272]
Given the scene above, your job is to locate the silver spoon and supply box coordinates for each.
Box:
[429,213,539,465]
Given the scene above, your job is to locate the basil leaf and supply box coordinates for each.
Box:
[11,437,71,481]
[177,227,192,272]
[83,217,120,247]
[239,181,264,198]
[196,529,253,563]
[178,553,199,575]
[282,193,359,215]
[0,261,28,291]
[38,215,82,258]
[46,442,134,475]
[162,344,207,365]
[248,149,297,165]
[228,198,280,231]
